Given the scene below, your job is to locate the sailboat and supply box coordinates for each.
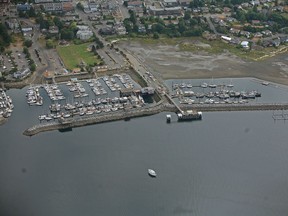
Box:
[208,78,217,88]
[227,79,234,88]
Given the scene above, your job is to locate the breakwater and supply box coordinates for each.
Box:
[23,102,288,136]
[23,102,173,136]
[182,103,288,112]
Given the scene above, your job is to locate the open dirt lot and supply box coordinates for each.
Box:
[119,40,288,85]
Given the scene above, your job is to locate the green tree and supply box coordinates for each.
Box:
[23,39,33,47]
[76,2,84,10]
[153,33,159,39]
[30,63,36,71]
[53,17,63,30]
[178,19,186,34]
[46,39,54,49]
[28,7,36,17]
[0,23,12,47]
[60,29,74,40]
[184,11,191,20]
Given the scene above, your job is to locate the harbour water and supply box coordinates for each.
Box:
[1,78,288,216]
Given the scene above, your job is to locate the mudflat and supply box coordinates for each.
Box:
[120,40,288,85]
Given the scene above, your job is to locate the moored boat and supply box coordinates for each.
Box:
[148,169,157,177]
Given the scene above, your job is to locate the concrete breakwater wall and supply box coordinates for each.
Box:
[23,102,288,136]
[182,103,288,112]
[23,102,173,136]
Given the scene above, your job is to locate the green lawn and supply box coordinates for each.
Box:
[56,43,101,70]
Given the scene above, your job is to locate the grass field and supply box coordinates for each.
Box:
[56,43,101,70]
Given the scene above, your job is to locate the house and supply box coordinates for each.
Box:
[279,36,288,44]
[240,30,251,38]
[89,2,98,12]
[62,2,74,12]
[230,28,240,35]
[98,27,115,35]
[262,39,273,47]
[272,38,280,47]
[261,30,272,36]
[138,24,146,33]
[148,5,182,16]
[250,0,260,5]
[241,41,249,49]
[141,87,155,95]
[76,25,93,40]
[241,2,250,8]
[5,19,19,30]
[221,35,232,42]
[13,68,30,79]
[21,26,33,32]
[77,25,89,31]
[42,3,62,11]
[254,32,263,37]
[127,1,143,9]
[34,0,53,3]
[200,6,209,13]
[230,38,240,45]
[115,25,126,35]
[48,26,59,34]
[272,6,283,12]
[219,20,227,27]
[251,20,261,25]
[178,0,192,7]
[76,30,93,40]
[223,7,231,12]
[17,3,32,11]
[163,0,178,7]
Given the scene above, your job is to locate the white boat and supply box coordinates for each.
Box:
[227,79,234,88]
[148,169,157,177]
[201,82,208,88]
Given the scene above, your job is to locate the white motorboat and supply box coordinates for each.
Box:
[148,169,157,177]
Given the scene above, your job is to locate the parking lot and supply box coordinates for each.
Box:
[0,46,30,80]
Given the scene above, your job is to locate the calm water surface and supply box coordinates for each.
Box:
[1,79,288,216]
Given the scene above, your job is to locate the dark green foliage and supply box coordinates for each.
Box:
[0,23,12,47]
[23,39,33,47]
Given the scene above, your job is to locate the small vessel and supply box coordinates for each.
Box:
[201,82,208,88]
[166,114,171,123]
[148,169,157,177]
[227,79,234,88]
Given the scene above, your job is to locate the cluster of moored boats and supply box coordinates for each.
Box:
[39,94,145,121]
[44,84,65,101]
[87,79,107,96]
[178,89,261,104]
[173,81,236,90]
[172,81,262,105]
[67,81,88,98]
[0,88,13,118]
[116,73,135,89]
[26,86,43,106]
[103,76,122,92]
